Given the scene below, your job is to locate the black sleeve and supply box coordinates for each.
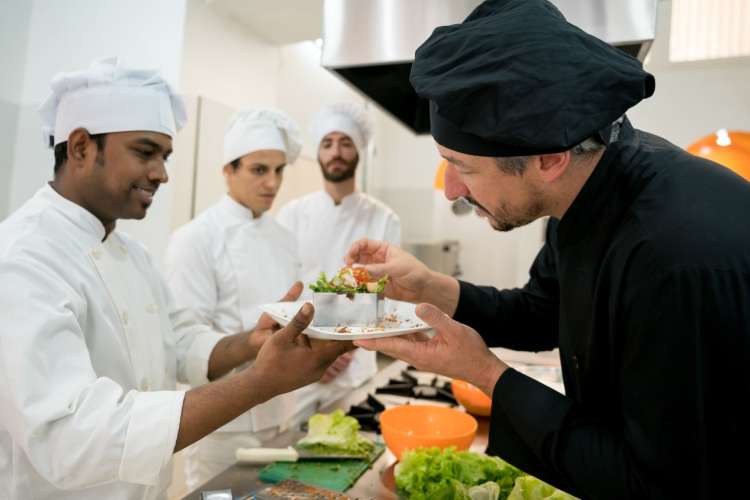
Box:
[453,219,559,350]
[486,267,749,499]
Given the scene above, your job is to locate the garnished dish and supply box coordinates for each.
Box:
[310,267,389,327]
[309,266,389,295]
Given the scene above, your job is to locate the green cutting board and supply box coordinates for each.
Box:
[258,443,385,492]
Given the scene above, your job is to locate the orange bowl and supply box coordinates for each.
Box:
[451,379,493,417]
[379,405,477,460]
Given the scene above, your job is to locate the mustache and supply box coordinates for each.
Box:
[462,196,491,215]
[326,156,349,166]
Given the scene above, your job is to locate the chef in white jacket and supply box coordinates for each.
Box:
[0,57,350,500]
[277,103,401,409]
[165,108,308,489]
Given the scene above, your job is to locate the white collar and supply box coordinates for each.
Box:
[39,184,106,246]
[319,190,361,209]
[219,194,268,225]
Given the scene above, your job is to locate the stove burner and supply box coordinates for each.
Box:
[346,369,458,433]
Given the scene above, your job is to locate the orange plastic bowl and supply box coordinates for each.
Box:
[379,405,478,460]
[451,379,493,417]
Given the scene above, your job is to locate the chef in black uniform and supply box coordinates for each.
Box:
[346,1,750,498]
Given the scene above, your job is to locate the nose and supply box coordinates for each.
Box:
[443,163,469,201]
[263,173,279,191]
[149,160,169,184]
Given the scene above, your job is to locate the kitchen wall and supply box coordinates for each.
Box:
[628,0,750,148]
[2,0,187,265]
[0,0,32,218]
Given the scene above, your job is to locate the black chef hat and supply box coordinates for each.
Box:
[410,0,655,157]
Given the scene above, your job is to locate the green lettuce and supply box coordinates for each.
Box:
[507,476,578,500]
[308,270,389,294]
[395,447,523,500]
[296,409,375,457]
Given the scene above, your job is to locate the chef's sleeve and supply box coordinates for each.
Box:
[163,227,224,386]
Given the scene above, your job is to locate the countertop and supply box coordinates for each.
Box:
[183,349,562,499]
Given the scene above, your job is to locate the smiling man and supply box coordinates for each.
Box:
[0,58,350,500]
[164,108,308,489]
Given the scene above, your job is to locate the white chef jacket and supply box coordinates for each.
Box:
[0,185,223,500]
[276,191,401,396]
[164,195,302,433]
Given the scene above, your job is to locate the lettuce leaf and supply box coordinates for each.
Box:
[296,409,374,457]
[395,447,523,500]
[507,476,578,500]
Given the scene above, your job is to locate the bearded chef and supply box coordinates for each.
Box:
[277,103,401,408]
[0,57,350,500]
[164,108,310,489]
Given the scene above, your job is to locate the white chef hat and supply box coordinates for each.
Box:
[311,103,372,153]
[38,56,187,148]
[223,108,302,166]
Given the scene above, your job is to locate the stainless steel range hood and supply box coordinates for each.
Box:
[322,0,658,134]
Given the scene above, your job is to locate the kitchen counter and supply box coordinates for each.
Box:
[183,349,561,499]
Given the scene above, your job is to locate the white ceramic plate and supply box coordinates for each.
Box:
[259,299,432,340]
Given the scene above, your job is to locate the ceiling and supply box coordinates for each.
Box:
[206,0,324,45]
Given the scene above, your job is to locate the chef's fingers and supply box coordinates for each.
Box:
[345,238,383,266]
[415,303,458,335]
[276,303,314,343]
[362,263,390,279]
[255,312,280,331]
[354,336,417,364]
[278,281,304,302]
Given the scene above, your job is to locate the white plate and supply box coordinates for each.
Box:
[259,299,432,340]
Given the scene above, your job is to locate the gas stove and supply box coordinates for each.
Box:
[345,366,458,433]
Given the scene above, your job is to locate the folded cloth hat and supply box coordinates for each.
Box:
[410,0,655,157]
[311,103,372,153]
[39,56,187,147]
[223,108,302,165]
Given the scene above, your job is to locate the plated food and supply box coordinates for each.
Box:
[310,267,389,328]
[259,299,431,340]
[309,266,388,295]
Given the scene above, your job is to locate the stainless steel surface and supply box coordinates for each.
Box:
[322,0,658,133]
[312,292,385,326]
[403,240,461,277]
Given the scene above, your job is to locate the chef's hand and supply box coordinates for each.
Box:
[345,238,461,315]
[252,303,355,398]
[319,351,354,384]
[247,281,304,359]
[354,303,507,397]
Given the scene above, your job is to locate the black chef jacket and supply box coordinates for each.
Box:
[453,118,750,499]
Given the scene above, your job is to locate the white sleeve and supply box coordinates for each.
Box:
[163,226,224,387]
[0,257,184,489]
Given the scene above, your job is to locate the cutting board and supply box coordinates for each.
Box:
[258,443,385,492]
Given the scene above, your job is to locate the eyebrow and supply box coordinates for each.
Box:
[250,162,287,170]
[442,155,470,168]
[131,138,173,158]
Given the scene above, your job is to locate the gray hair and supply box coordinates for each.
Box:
[493,136,605,175]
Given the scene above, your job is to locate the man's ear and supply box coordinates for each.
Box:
[66,128,93,165]
[537,151,571,183]
[222,163,234,177]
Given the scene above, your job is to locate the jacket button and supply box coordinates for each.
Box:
[572,354,580,370]
[121,310,129,325]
